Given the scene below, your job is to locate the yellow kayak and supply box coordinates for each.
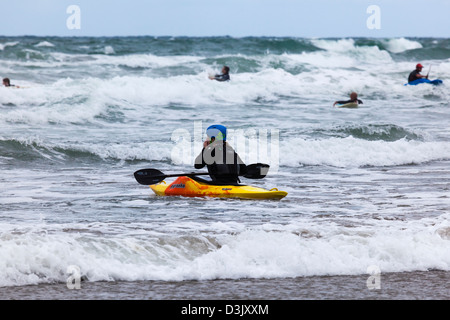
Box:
[149,176,287,200]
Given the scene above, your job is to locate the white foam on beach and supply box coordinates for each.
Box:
[0,212,448,286]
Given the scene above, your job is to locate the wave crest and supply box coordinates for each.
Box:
[280,137,450,167]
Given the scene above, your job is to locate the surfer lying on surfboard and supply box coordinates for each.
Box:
[333,92,363,107]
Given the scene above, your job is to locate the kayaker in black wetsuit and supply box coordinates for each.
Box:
[408,63,428,83]
[194,124,247,184]
[209,66,230,82]
[333,92,363,107]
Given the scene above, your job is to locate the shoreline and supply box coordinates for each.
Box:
[1,270,448,300]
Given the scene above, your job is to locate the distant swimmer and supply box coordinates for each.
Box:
[209,66,230,82]
[408,63,428,83]
[333,92,363,107]
[2,78,18,88]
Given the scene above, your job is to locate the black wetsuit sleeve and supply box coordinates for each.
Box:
[194,148,206,169]
[214,74,230,82]
[336,99,363,104]
[239,161,248,175]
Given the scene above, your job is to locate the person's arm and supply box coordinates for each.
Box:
[413,71,428,80]
[194,148,206,169]
[236,153,248,175]
[334,100,350,106]
[213,74,230,82]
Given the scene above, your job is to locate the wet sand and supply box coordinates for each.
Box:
[2,271,448,300]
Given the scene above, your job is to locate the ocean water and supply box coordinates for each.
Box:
[0,36,449,302]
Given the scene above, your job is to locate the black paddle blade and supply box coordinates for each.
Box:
[243,163,270,179]
[134,169,166,185]
[134,163,270,186]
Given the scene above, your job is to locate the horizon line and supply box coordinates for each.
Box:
[1,34,449,39]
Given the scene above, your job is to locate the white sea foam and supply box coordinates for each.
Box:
[0,212,448,286]
[279,137,450,168]
[104,45,115,55]
[311,38,358,52]
[384,38,423,53]
[6,130,448,168]
[35,41,55,48]
[310,38,392,65]
[0,41,19,51]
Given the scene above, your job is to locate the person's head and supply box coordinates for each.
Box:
[222,66,230,74]
[3,78,10,86]
[206,124,227,142]
[350,92,358,100]
[416,63,424,71]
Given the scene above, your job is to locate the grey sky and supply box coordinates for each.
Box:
[1,0,449,38]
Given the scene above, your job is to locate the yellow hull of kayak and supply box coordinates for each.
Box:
[149,176,287,200]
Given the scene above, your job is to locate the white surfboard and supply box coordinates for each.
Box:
[336,102,359,108]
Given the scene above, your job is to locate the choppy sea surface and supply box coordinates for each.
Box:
[0,36,449,301]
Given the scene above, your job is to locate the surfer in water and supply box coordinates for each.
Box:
[333,92,363,107]
[209,66,230,82]
[408,64,428,83]
[2,78,17,87]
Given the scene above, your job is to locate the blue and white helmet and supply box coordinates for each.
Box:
[206,124,227,141]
